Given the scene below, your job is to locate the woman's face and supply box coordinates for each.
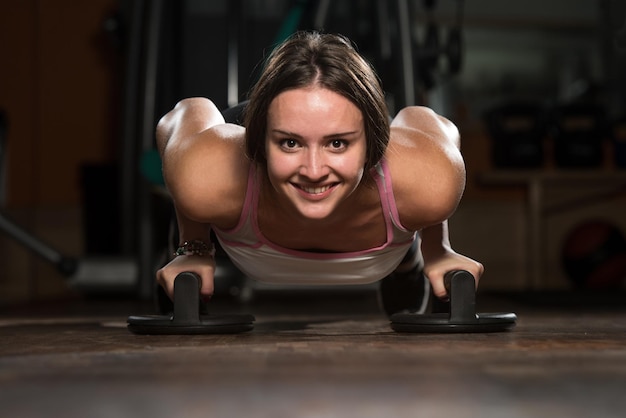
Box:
[265,87,367,221]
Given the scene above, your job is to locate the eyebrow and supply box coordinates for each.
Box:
[271,129,361,139]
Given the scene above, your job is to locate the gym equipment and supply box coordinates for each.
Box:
[390,270,517,333]
[0,109,137,292]
[611,117,626,168]
[127,272,255,335]
[413,0,465,90]
[562,220,626,290]
[414,0,439,89]
[553,103,606,168]
[0,211,138,292]
[484,101,548,168]
[445,18,463,74]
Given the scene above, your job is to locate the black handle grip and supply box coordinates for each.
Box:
[443,270,476,292]
[434,270,478,323]
[447,270,478,323]
[172,272,202,324]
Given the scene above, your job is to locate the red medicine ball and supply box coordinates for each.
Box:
[561,220,626,290]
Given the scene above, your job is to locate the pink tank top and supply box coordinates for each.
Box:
[213,159,416,285]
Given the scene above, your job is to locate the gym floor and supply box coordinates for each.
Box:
[1,288,625,418]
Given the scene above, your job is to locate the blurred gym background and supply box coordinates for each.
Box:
[1,0,625,307]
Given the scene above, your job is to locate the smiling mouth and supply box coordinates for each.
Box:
[296,183,336,195]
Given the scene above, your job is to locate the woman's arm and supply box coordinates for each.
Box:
[155,98,247,300]
[388,106,465,230]
[156,97,225,155]
[388,106,483,299]
[419,221,484,300]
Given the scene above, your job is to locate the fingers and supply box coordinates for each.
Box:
[426,260,485,301]
[473,262,485,286]
[429,274,449,301]
[199,276,214,302]
[157,269,215,301]
[156,257,216,301]
[156,269,175,300]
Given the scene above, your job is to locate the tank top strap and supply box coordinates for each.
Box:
[372,158,413,236]
[215,163,258,237]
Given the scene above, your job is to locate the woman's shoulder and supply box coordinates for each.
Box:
[385,106,465,230]
[166,123,251,227]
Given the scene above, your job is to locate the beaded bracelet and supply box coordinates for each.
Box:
[173,240,215,257]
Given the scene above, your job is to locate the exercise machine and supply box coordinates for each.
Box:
[0,110,138,293]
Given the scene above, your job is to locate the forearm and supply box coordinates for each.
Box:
[419,220,452,263]
[418,218,485,299]
[158,208,216,301]
[174,208,212,247]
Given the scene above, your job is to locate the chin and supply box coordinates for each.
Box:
[292,204,334,221]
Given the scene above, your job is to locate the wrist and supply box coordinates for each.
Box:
[173,240,215,257]
[421,242,453,263]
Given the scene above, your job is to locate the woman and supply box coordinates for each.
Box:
[156,31,483,315]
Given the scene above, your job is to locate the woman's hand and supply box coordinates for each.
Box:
[156,255,216,301]
[423,248,484,301]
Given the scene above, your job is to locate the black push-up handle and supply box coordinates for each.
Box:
[172,272,202,325]
[127,272,255,335]
[390,270,517,333]
[437,270,478,323]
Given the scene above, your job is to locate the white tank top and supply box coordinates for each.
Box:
[213,158,416,285]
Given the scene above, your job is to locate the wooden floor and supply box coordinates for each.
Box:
[1,288,625,418]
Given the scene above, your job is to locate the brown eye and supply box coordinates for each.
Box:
[281,139,299,149]
[330,139,347,150]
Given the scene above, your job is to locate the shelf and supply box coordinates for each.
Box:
[479,169,626,290]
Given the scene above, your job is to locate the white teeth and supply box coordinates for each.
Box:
[302,185,331,194]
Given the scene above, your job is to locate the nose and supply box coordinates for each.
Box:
[299,148,328,181]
